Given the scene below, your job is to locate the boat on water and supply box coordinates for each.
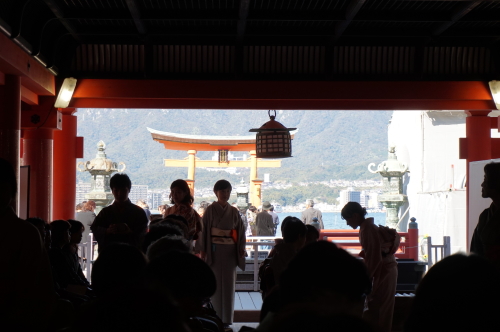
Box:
[272,203,283,213]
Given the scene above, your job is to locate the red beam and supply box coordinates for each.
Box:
[0,33,55,96]
[70,98,495,111]
[21,85,39,105]
[71,80,495,110]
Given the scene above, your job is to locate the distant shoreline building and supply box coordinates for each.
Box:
[76,182,91,204]
[76,183,149,207]
[339,187,361,207]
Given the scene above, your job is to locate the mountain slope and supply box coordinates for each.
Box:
[76,109,392,188]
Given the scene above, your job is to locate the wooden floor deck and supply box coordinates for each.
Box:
[234,292,263,310]
[233,292,262,323]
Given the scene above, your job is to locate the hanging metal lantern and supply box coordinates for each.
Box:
[249,110,296,158]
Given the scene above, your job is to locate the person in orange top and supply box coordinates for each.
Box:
[163,179,202,242]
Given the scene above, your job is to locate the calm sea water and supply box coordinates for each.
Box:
[273,212,386,237]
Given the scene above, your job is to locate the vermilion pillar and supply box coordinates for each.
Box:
[0,75,21,212]
[464,110,492,249]
[53,109,83,220]
[22,128,54,221]
[465,110,492,162]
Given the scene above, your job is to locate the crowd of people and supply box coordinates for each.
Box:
[2,156,500,332]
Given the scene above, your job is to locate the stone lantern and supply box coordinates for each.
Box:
[77,141,126,214]
[236,178,250,211]
[368,146,409,230]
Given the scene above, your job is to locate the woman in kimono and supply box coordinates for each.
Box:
[200,180,246,327]
[163,179,202,242]
[341,202,398,332]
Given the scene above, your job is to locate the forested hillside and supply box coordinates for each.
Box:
[76,109,393,189]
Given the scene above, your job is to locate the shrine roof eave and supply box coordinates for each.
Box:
[148,127,296,151]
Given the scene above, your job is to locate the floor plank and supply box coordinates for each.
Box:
[234,292,243,310]
[248,292,263,310]
[238,292,256,310]
[232,323,259,331]
[233,310,260,323]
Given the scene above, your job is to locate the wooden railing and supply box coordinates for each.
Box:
[320,226,419,261]
[426,236,451,269]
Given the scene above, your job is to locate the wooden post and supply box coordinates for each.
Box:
[22,128,54,221]
[0,75,21,213]
[251,179,263,208]
[407,218,419,261]
[185,179,195,198]
[463,110,492,250]
[187,150,196,180]
[53,108,83,220]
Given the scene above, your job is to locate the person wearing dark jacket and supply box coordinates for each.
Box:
[300,199,324,229]
[256,202,275,236]
[91,174,148,253]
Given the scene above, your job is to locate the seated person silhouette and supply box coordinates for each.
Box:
[49,220,91,296]
[0,158,55,331]
[259,241,371,330]
[270,217,307,287]
[63,219,90,287]
[405,253,500,332]
[145,251,222,332]
[91,243,147,297]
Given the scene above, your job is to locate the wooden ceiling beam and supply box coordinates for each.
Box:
[0,33,55,96]
[125,0,147,35]
[21,85,39,105]
[334,0,366,42]
[433,1,481,36]
[42,0,82,43]
[69,97,495,111]
[237,0,251,41]
[70,79,495,110]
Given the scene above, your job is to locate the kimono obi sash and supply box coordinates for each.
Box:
[211,227,236,245]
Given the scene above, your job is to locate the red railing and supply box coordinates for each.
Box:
[319,227,419,261]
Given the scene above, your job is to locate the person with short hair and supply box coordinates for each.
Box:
[270,217,307,285]
[142,222,184,253]
[256,201,275,236]
[136,199,151,222]
[76,200,96,243]
[146,235,190,260]
[471,162,500,269]
[268,205,280,236]
[300,199,324,229]
[76,203,83,213]
[90,173,148,252]
[341,201,397,332]
[199,179,246,327]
